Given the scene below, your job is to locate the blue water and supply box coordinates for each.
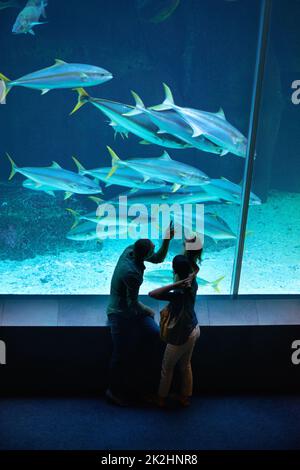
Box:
[0,0,299,295]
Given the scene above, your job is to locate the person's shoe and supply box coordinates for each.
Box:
[105,389,128,407]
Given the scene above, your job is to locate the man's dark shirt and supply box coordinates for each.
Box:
[107,245,164,318]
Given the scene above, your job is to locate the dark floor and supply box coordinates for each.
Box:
[0,395,300,450]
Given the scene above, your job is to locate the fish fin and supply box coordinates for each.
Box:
[29,29,35,35]
[50,161,62,169]
[106,146,121,164]
[66,208,80,229]
[123,108,142,117]
[46,190,55,197]
[163,82,175,106]
[149,104,170,111]
[172,183,181,193]
[123,91,145,116]
[139,140,151,145]
[129,188,139,194]
[105,182,112,187]
[106,167,118,179]
[80,72,89,79]
[157,129,167,134]
[72,156,86,174]
[0,73,11,101]
[89,196,104,205]
[215,107,226,120]
[143,177,150,183]
[211,275,225,293]
[150,83,175,111]
[186,119,204,138]
[31,21,47,26]
[6,153,18,180]
[159,151,172,160]
[220,176,230,181]
[64,192,73,200]
[0,73,11,83]
[131,90,145,108]
[106,147,120,179]
[70,88,90,115]
[220,149,229,156]
[54,59,67,66]
[41,89,50,95]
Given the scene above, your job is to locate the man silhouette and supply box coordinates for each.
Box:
[106,223,174,405]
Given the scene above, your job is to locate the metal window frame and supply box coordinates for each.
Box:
[231,0,273,297]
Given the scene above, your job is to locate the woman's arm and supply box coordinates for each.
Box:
[148,277,191,300]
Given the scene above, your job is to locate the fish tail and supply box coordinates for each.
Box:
[66,208,80,229]
[70,88,90,115]
[211,275,225,293]
[0,73,12,101]
[5,153,18,180]
[106,146,120,179]
[72,156,86,174]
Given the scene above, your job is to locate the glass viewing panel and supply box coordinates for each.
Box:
[0,0,284,296]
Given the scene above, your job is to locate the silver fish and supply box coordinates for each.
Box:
[6,154,102,198]
[204,178,262,205]
[106,147,209,192]
[72,156,167,190]
[103,187,220,206]
[124,91,227,156]
[151,84,248,157]
[145,268,225,293]
[0,60,112,98]
[71,88,194,150]
[66,220,128,241]
[169,210,236,241]
[66,206,153,229]
[22,178,57,197]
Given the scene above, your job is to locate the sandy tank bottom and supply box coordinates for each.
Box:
[0,191,299,295]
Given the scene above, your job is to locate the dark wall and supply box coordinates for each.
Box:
[1,325,300,395]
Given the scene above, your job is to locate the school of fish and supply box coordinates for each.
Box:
[0,1,261,292]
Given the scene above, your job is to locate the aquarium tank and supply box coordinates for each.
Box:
[0,0,299,295]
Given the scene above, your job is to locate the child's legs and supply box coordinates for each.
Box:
[178,326,200,397]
